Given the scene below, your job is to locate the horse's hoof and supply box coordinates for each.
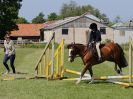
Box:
[117,70,121,74]
[89,80,94,84]
[119,72,123,75]
[76,80,80,85]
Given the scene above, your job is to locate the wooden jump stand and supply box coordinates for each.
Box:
[35,32,64,80]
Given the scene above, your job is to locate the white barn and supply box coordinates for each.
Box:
[42,14,115,44]
[113,21,133,44]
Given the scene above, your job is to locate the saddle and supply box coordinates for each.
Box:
[88,42,105,58]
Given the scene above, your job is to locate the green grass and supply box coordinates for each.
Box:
[0,47,133,99]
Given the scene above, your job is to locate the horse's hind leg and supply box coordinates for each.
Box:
[114,63,123,75]
[118,65,123,75]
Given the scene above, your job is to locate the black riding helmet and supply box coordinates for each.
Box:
[89,23,97,30]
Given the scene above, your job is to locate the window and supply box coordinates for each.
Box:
[62,29,68,35]
[100,27,106,34]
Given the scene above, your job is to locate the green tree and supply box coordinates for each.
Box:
[60,1,77,18]
[0,0,22,39]
[81,5,93,14]
[15,17,29,24]
[59,1,110,24]
[114,16,122,23]
[48,12,58,21]
[32,12,46,24]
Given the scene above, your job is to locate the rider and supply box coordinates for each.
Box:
[88,23,102,61]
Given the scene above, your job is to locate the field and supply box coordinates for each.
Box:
[0,47,133,99]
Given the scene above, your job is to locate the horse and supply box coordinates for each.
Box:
[67,42,128,84]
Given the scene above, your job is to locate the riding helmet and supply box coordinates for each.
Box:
[89,23,97,30]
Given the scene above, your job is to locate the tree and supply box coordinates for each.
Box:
[60,1,78,18]
[15,17,29,24]
[48,12,58,21]
[59,0,109,24]
[0,0,22,39]
[114,16,122,23]
[32,12,46,24]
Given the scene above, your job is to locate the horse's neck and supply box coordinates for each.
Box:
[77,45,87,57]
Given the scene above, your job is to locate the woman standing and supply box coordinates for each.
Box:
[3,35,16,74]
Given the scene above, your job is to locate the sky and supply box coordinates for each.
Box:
[19,0,133,22]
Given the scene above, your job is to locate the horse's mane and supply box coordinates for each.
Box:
[74,43,86,46]
[68,43,86,47]
[67,43,87,51]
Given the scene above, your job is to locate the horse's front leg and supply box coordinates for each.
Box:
[76,64,89,84]
[88,67,94,84]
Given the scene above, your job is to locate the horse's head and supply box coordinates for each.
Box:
[67,44,79,62]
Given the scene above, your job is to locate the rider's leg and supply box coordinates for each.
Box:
[96,42,101,60]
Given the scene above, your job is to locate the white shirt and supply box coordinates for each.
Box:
[4,40,15,55]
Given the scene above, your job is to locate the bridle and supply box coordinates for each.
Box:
[68,46,88,59]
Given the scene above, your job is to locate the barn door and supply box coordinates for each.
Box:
[86,30,90,44]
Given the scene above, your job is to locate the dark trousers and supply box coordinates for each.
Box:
[3,54,16,73]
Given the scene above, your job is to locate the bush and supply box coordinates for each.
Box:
[18,42,59,49]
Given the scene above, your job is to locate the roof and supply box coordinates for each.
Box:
[10,24,45,37]
[112,21,133,30]
[44,16,80,30]
[85,14,101,22]
[44,14,106,30]
[112,22,124,27]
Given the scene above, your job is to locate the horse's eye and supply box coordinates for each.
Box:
[71,50,74,55]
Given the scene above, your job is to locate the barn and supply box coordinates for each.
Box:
[42,14,114,44]
[10,24,44,42]
[113,21,133,44]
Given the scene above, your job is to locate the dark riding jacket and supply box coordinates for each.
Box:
[89,30,101,43]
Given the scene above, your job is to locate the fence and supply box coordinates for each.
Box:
[129,37,133,83]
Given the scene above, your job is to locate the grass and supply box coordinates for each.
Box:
[0,47,133,99]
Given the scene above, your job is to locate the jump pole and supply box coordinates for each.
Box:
[129,37,132,83]
[51,32,55,78]
[63,75,133,81]
[64,69,91,77]
[73,25,75,43]
[107,80,133,88]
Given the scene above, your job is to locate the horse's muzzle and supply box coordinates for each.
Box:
[68,57,74,62]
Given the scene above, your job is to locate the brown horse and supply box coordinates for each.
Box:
[67,42,128,84]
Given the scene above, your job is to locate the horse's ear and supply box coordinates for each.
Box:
[72,42,75,44]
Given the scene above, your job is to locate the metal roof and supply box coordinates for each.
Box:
[85,14,101,22]
[44,14,104,30]
[44,16,80,30]
[112,21,133,30]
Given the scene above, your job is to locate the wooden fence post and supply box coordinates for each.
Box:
[51,32,55,78]
[129,37,132,83]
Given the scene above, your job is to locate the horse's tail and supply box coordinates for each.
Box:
[116,43,128,68]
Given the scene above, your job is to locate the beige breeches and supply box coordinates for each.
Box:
[96,42,101,58]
